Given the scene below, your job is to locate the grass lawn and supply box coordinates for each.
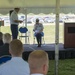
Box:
[48,59,75,75]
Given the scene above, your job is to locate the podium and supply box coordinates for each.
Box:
[64,22,75,48]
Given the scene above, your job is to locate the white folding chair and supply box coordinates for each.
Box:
[19,27,30,44]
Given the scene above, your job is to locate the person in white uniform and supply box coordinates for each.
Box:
[28,50,49,75]
[10,8,23,39]
[33,19,44,47]
[0,39,30,75]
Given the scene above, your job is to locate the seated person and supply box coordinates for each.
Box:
[0,39,30,75]
[33,18,44,47]
[28,50,49,75]
[0,32,3,46]
[0,33,11,56]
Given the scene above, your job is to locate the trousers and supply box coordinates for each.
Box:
[36,33,42,45]
[11,24,18,39]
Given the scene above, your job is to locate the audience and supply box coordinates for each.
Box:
[0,33,11,56]
[0,39,30,75]
[0,32,3,46]
[28,50,49,75]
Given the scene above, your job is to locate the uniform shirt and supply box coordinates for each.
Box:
[10,10,19,25]
[34,23,44,33]
[0,57,30,75]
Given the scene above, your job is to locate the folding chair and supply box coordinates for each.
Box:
[33,32,45,45]
[0,55,11,64]
[19,27,30,44]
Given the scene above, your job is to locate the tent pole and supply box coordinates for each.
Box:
[55,0,60,75]
[24,8,27,44]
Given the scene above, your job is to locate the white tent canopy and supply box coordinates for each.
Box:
[1,6,75,15]
[0,0,75,8]
[0,0,75,14]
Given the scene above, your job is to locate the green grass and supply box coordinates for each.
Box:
[48,59,75,75]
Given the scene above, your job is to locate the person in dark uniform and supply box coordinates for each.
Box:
[33,19,44,47]
[0,33,11,56]
[0,32,3,46]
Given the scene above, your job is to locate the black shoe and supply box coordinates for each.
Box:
[37,44,41,47]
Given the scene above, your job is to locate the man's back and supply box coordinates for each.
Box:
[0,57,30,75]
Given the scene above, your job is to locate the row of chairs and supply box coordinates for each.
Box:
[19,27,45,44]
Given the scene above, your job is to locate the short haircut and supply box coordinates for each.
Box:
[28,50,49,70]
[14,8,20,10]
[0,32,3,40]
[36,18,39,22]
[3,33,11,43]
[9,39,23,56]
